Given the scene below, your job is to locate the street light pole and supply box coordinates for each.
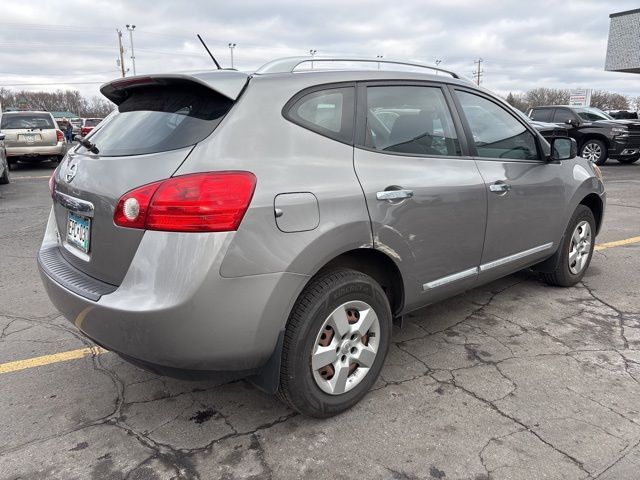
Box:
[228,43,236,68]
[435,59,441,75]
[376,55,383,70]
[309,49,317,69]
[126,24,137,75]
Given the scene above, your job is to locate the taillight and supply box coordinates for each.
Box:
[56,130,64,142]
[81,127,90,136]
[114,172,256,232]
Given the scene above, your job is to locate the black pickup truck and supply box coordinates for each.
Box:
[527,105,640,165]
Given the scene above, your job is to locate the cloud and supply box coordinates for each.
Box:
[0,0,638,101]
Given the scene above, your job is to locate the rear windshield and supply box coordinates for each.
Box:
[0,113,55,130]
[85,118,102,127]
[77,84,233,157]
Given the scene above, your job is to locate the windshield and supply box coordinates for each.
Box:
[0,113,55,130]
[574,107,612,122]
[76,84,233,157]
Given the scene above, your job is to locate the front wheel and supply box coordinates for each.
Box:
[580,139,608,165]
[542,205,595,287]
[278,269,391,417]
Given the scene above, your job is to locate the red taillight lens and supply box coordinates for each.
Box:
[56,130,64,142]
[81,127,90,136]
[114,172,256,232]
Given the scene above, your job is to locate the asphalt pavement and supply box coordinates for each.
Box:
[1,160,639,480]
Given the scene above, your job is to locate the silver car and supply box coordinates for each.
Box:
[39,57,605,417]
[0,111,65,167]
[0,132,9,184]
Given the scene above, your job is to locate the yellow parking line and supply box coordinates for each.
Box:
[0,347,107,374]
[13,175,51,180]
[595,236,640,251]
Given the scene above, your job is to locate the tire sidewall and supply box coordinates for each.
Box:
[286,272,391,416]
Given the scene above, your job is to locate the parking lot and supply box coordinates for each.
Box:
[0,161,638,479]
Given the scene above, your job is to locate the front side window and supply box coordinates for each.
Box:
[285,87,354,143]
[457,91,539,161]
[363,85,461,156]
[573,107,612,122]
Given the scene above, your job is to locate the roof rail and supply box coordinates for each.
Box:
[255,56,460,78]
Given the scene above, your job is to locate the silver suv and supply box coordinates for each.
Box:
[0,111,66,168]
[39,57,605,417]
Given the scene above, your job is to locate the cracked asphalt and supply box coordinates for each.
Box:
[1,161,639,480]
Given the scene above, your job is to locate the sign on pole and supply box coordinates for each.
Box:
[569,89,592,107]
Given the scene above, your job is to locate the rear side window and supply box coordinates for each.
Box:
[77,84,233,157]
[1,113,55,130]
[529,108,553,122]
[553,108,578,124]
[285,87,354,143]
[363,85,461,156]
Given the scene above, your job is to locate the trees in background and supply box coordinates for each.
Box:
[0,88,114,117]
[505,88,633,112]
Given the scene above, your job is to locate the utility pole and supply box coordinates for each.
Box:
[309,49,317,69]
[116,29,126,77]
[473,58,483,85]
[228,43,236,68]
[126,24,137,75]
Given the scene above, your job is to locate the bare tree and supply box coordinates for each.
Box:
[0,89,115,117]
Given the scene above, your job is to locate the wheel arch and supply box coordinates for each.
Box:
[579,192,604,235]
[579,134,609,152]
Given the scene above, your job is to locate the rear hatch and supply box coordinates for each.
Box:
[51,71,248,285]
[0,112,58,148]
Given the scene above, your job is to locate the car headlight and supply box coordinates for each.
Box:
[612,127,629,137]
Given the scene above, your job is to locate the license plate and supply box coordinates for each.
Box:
[67,212,91,253]
[23,134,36,143]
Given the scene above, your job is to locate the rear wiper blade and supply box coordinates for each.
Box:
[75,135,99,154]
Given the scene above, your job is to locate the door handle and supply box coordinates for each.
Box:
[489,182,511,194]
[376,189,414,201]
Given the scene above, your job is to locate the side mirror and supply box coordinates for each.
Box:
[550,137,577,161]
[564,119,578,127]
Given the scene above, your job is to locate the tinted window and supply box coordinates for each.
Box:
[84,118,102,127]
[286,87,354,143]
[457,91,539,161]
[529,108,553,122]
[76,84,233,157]
[0,113,55,129]
[364,86,461,156]
[552,108,577,124]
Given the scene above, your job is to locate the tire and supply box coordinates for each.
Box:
[51,155,64,167]
[278,269,392,418]
[0,159,9,184]
[617,157,639,164]
[542,205,595,287]
[580,139,608,165]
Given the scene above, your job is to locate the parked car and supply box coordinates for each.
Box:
[527,105,640,165]
[80,118,103,136]
[0,111,65,168]
[70,118,83,136]
[0,133,9,184]
[515,109,569,141]
[607,110,638,120]
[39,57,605,417]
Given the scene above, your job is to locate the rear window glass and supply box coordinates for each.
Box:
[285,87,355,144]
[529,108,553,122]
[1,113,55,130]
[77,84,233,157]
[84,118,102,127]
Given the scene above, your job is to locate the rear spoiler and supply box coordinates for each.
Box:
[100,70,249,105]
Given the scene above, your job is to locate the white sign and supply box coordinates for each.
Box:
[569,89,592,107]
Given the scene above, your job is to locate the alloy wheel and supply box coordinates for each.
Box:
[568,220,591,275]
[311,300,380,395]
[582,143,602,163]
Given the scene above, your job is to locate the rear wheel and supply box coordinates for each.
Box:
[580,139,608,165]
[542,205,595,287]
[0,158,10,184]
[278,269,391,417]
[617,157,639,164]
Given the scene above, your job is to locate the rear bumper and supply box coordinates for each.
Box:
[38,209,309,372]
[7,142,65,157]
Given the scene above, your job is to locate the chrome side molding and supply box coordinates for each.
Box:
[423,267,478,290]
[479,242,553,272]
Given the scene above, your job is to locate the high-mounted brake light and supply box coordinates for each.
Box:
[114,172,257,232]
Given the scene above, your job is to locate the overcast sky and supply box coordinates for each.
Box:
[1,0,638,102]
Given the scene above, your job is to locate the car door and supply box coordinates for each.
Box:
[353,82,487,311]
[451,88,566,282]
